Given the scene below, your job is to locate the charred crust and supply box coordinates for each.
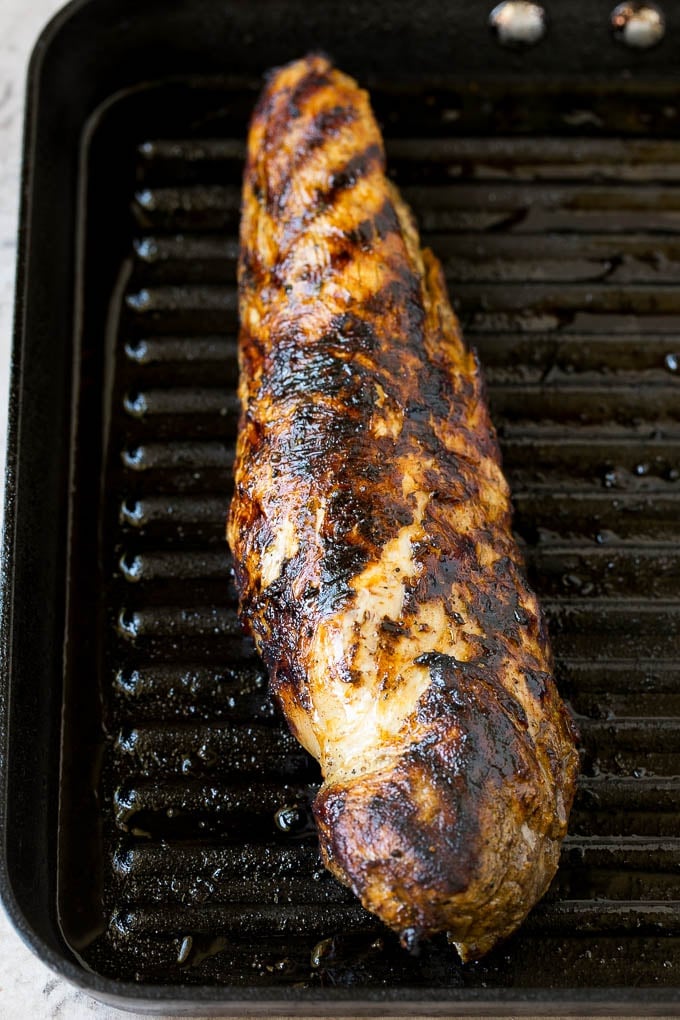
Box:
[323,313,379,353]
[380,618,409,636]
[373,197,402,240]
[524,669,551,704]
[316,543,370,616]
[415,652,530,734]
[314,749,479,916]
[314,656,552,929]
[345,206,400,252]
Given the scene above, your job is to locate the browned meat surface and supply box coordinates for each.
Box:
[227,54,579,961]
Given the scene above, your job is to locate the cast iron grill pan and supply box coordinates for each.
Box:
[56,76,680,994]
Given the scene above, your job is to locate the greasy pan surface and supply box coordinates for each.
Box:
[60,73,680,1000]
[2,0,680,1013]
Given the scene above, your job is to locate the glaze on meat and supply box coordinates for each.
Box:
[227,54,579,961]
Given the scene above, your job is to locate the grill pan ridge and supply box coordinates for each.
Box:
[3,0,680,1013]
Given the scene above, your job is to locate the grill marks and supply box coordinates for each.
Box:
[235,70,425,641]
[319,143,384,211]
[228,54,579,961]
[265,105,360,214]
[258,60,367,216]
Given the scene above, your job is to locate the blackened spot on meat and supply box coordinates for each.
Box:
[494,686,529,731]
[415,650,469,672]
[332,145,381,191]
[317,542,368,617]
[346,218,377,252]
[414,651,482,709]
[289,67,330,103]
[345,203,402,252]
[417,652,529,734]
[239,247,259,291]
[314,784,347,831]
[329,246,352,272]
[282,60,335,121]
[316,104,356,136]
[404,400,432,424]
[381,618,409,636]
[493,555,514,578]
[373,198,401,240]
[338,662,362,685]
[252,516,274,563]
[525,669,551,703]
[316,143,382,209]
[264,343,356,404]
[411,541,474,602]
[242,411,265,455]
[254,554,320,713]
[364,276,425,339]
[324,313,378,354]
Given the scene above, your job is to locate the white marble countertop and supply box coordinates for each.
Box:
[0,2,671,1018]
